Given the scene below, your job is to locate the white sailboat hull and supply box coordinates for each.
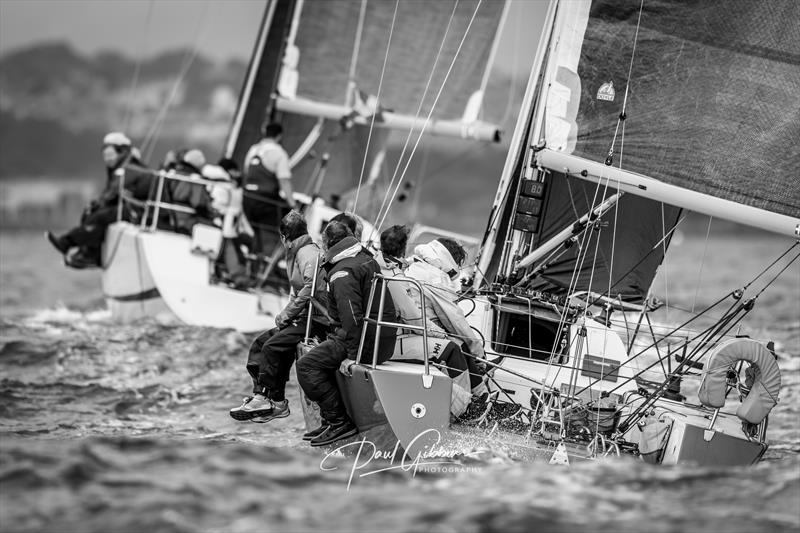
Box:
[102,222,283,332]
[332,303,768,466]
[637,400,766,466]
[102,222,176,324]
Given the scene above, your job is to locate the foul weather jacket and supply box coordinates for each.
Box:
[281,234,329,326]
[322,236,398,362]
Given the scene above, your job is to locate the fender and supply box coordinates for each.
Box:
[698,338,781,424]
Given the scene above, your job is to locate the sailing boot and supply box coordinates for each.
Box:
[457,393,490,423]
[229,394,271,421]
[250,399,290,423]
[309,415,358,447]
[45,231,71,255]
[302,422,329,441]
[65,249,101,269]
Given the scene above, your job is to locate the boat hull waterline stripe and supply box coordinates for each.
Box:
[107,288,161,303]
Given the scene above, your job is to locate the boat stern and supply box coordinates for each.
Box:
[336,362,452,459]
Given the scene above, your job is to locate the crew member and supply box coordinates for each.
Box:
[242,122,296,254]
[296,220,397,447]
[46,132,152,268]
[230,211,329,423]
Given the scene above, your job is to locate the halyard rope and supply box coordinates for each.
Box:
[374,0,484,233]
[123,0,153,132]
[352,0,399,213]
[368,0,462,234]
[141,2,209,160]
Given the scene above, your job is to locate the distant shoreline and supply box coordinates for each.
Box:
[0,175,781,239]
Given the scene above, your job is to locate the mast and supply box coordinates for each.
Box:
[223,0,298,166]
[516,192,622,269]
[474,0,559,288]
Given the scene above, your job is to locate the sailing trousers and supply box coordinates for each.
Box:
[246,321,328,401]
[296,332,396,423]
[62,204,134,261]
[63,206,119,254]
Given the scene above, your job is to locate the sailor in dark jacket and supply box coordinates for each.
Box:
[45,131,154,268]
[296,220,398,447]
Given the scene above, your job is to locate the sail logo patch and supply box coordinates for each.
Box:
[596,81,615,101]
[329,271,349,283]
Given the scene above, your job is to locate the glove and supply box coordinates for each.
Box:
[338,359,356,376]
[86,199,100,213]
[275,312,290,329]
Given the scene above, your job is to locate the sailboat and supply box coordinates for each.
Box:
[100,0,507,331]
[333,0,800,465]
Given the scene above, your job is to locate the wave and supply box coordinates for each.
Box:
[27,305,113,326]
[1,435,798,533]
[0,305,798,532]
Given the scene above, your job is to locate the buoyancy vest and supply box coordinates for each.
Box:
[244,151,280,199]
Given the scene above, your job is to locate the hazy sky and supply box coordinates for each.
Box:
[0,0,546,70]
[0,0,266,62]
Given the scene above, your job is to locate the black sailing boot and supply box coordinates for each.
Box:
[302,422,330,441]
[309,415,358,447]
[65,248,101,269]
[45,231,71,255]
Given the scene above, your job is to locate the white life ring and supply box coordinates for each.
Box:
[698,338,781,424]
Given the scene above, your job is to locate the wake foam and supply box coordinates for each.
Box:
[27,304,112,326]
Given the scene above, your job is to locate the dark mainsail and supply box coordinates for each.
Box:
[527,173,681,301]
[291,0,505,122]
[548,0,800,219]
[225,0,508,210]
[479,0,799,303]
[225,0,297,167]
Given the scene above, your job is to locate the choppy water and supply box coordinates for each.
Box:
[1,230,799,532]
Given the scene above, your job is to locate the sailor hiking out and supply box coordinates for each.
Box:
[296,220,398,447]
[46,132,154,268]
[231,211,330,423]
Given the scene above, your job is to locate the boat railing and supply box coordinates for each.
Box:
[115,166,240,230]
[357,274,434,387]
[116,165,308,255]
